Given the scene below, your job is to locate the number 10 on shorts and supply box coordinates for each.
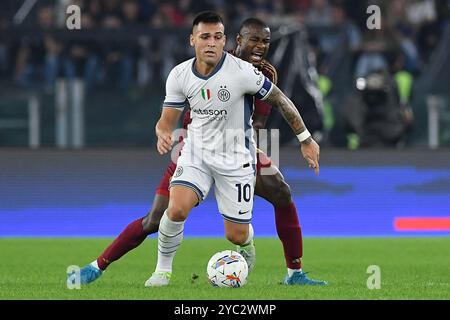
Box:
[236,183,251,202]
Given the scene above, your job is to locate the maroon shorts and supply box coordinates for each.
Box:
[256,150,272,172]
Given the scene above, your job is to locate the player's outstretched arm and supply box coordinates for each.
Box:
[155,108,182,155]
[264,85,320,175]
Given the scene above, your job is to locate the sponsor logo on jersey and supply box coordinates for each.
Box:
[192,109,227,116]
[192,108,228,121]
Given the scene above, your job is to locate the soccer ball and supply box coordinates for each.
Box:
[206,250,248,288]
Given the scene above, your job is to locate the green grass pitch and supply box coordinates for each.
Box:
[1,237,449,299]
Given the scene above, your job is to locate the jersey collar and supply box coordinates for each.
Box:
[191,51,226,80]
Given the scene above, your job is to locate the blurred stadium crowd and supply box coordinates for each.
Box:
[0,0,449,148]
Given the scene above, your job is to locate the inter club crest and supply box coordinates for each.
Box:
[174,166,183,178]
[217,85,230,102]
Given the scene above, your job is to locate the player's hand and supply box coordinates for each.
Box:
[300,138,320,175]
[156,126,173,155]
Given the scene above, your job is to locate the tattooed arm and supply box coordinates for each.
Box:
[264,85,313,144]
[264,84,320,174]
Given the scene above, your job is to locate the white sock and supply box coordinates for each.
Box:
[155,210,185,273]
[241,224,254,247]
[288,268,302,277]
[90,260,100,270]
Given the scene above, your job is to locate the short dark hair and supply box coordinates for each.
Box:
[192,11,224,32]
[239,18,269,34]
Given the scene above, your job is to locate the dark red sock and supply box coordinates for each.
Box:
[97,217,149,270]
[274,202,303,270]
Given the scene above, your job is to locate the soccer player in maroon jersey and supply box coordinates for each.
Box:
[68,18,326,286]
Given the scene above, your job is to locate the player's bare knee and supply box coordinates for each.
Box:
[142,202,167,233]
[141,215,159,234]
[166,205,188,222]
[149,207,165,224]
[266,178,292,207]
[276,181,292,207]
[226,230,247,245]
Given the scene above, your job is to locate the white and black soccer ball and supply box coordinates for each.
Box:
[206,250,248,288]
